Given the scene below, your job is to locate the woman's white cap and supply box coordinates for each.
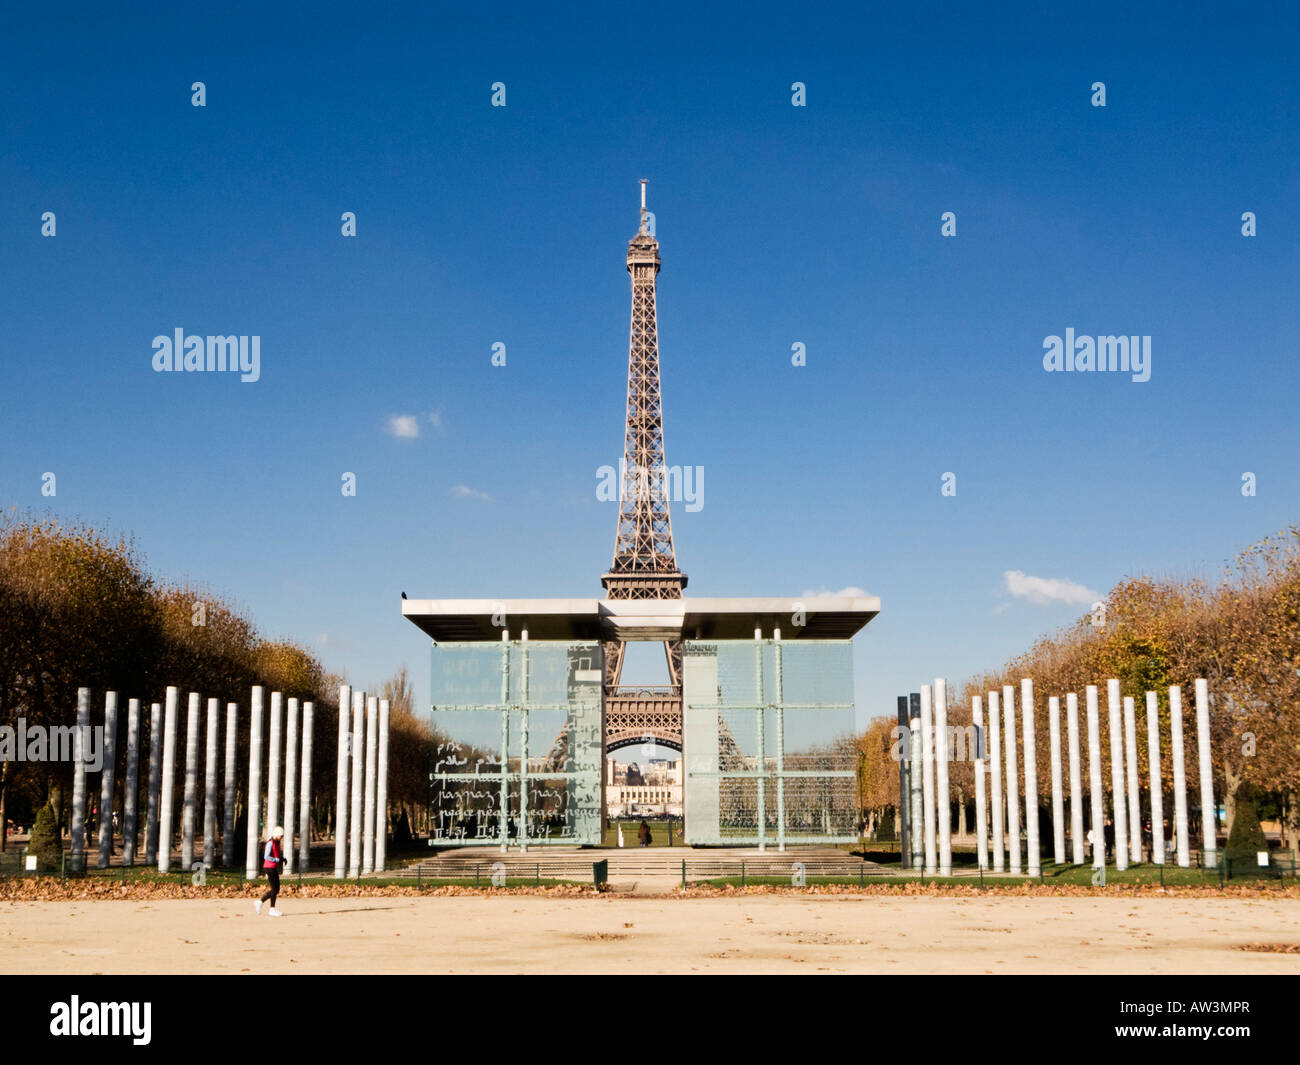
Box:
[271,826,285,838]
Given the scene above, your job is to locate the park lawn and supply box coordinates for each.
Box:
[601,820,681,847]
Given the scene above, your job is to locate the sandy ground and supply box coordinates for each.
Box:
[3,895,1300,974]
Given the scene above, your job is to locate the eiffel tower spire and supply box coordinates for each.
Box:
[602,179,688,600]
[602,180,686,722]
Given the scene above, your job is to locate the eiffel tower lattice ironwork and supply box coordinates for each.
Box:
[602,180,687,752]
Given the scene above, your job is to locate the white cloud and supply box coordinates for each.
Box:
[386,415,420,439]
[316,631,353,652]
[801,585,871,599]
[451,484,490,502]
[428,409,444,430]
[1003,570,1099,606]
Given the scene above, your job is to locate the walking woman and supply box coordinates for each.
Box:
[255,826,287,917]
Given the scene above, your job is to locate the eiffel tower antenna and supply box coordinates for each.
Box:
[601,180,686,748]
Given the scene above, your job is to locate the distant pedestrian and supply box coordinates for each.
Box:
[638,820,651,847]
[256,826,286,917]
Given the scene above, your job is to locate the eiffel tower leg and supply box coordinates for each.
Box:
[664,641,684,754]
[663,640,683,693]
[603,639,626,694]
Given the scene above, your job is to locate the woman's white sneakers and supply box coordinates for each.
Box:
[254,900,263,915]
[268,908,282,917]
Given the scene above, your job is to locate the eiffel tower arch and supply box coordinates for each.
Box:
[601,180,686,754]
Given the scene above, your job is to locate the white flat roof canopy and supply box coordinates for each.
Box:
[401,595,880,642]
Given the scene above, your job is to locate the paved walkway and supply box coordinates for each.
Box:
[7,895,1299,974]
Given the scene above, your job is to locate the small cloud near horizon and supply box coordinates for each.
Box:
[1003,570,1098,606]
[451,484,490,502]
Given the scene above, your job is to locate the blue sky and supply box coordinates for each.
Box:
[2,2,1297,734]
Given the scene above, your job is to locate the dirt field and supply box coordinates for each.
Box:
[4,894,1300,974]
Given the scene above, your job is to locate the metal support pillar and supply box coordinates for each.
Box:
[245,686,264,879]
[1049,694,1065,865]
[284,697,299,874]
[897,696,911,869]
[1145,691,1165,865]
[972,695,988,870]
[96,691,118,868]
[299,701,314,871]
[159,686,179,873]
[334,685,351,878]
[1067,693,1084,865]
[1107,679,1129,870]
[123,698,141,865]
[1170,685,1191,867]
[988,689,1004,872]
[1086,685,1105,868]
[1021,678,1039,878]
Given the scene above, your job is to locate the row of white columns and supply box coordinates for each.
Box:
[910,679,956,875]
[67,685,318,875]
[241,688,319,879]
[968,678,1216,871]
[907,677,1218,874]
[331,685,391,878]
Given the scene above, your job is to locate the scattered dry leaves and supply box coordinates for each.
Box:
[0,878,604,902]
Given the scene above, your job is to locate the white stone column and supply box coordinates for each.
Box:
[1021,679,1040,877]
[1145,691,1165,866]
[919,685,936,875]
[203,697,219,867]
[1086,685,1105,868]
[144,701,162,866]
[1067,693,1084,865]
[972,695,988,871]
[283,698,299,874]
[96,691,119,868]
[334,684,352,878]
[1170,684,1191,867]
[158,686,179,873]
[181,692,201,870]
[1003,684,1021,875]
[1195,678,1217,866]
[1048,695,1065,865]
[299,702,315,871]
[375,698,390,873]
[988,689,1004,872]
[122,698,141,866]
[267,691,283,832]
[348,690,365,878]
[70,687,91,862]
[363,695,379,874]
[222,702,238,867]
[934,678,951,876]
[1107,679,1129,870]
[908,703,923,870]
[1123,695,1141,860]
[244,686,264,879]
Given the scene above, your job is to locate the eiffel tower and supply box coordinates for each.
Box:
[601,180,687,752]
